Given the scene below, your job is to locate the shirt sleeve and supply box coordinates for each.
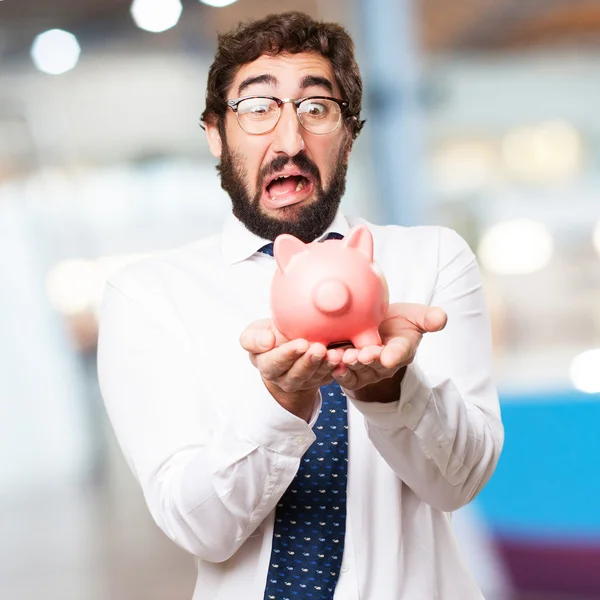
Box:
[97,271,318,563]
[346,227,504,512]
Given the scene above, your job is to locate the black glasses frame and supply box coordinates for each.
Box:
[226,95,350,135]
[227,95,349,112]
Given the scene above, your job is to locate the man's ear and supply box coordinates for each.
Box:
[205,122,223,159]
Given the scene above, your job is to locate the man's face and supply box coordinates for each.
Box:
[206,52,352,242]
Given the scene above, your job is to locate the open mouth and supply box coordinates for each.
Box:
[263,173,314,210]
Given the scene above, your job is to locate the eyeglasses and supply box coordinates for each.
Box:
[226,95,349,135]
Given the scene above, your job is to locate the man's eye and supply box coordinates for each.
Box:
[302,102,328,117]
[239,100,275,117]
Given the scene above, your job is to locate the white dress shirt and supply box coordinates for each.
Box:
[97,210,504,600]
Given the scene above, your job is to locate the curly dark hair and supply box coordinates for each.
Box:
[200,11,365,140]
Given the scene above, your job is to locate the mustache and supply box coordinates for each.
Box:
[258,154,321,190]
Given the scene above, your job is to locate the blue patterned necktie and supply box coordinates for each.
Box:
[258,231,344,257]
[259,232,348,600]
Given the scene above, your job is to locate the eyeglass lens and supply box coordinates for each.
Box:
[236,98,341,134]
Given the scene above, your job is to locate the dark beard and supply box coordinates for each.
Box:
[217,139,349,243]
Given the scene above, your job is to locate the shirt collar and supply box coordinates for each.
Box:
[220,209,350,265]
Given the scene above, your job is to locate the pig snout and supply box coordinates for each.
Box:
[312,279,351,316]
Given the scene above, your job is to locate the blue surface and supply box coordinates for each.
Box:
[476,389,600,541]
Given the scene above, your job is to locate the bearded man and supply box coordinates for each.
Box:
[98,11,504,600]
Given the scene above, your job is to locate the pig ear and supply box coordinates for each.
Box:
[273,234,307,272]
[343,224,373,261]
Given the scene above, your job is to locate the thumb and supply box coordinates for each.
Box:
[239,319,276,353]
[423,306,448,333]
[389,303,447,333]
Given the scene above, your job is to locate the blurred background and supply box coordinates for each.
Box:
[1,0,599,598]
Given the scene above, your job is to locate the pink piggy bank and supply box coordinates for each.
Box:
[271,224,389,348]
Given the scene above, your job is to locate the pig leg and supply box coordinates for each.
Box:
[350,328,382,349]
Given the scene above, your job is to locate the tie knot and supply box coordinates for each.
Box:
[259,231,343,257]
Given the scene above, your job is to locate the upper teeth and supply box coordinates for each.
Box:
[267,174,306,197]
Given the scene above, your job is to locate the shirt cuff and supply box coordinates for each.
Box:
[308,389,323,429]
[345,363,432,431]
[235,387,318,458]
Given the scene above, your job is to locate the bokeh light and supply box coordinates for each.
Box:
[130,0,183,33]
[30,29,81,75]
[199,0,239,7]
[501,121,582,184]
[570,348,600,394]
[432,140,499,197]
[46,254,150,316]
[478,219,554,275]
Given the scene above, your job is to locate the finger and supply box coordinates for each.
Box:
[333,367,357,387]
[356,345,382,365]
[351,356,389,376]
[349,357,396,380]
[341,347,360,365]
[314,356,340,379]
[240,319,276,353]
[342,356,384,379]
[332,361,349,378]
[334,364,380,388]
[387,303,448,333]
[424,306,448,332]
[282,342,328,384]
[344,360,374,379]
[326,347,345,363]
[379,333,420,369]
[259,339,310,379]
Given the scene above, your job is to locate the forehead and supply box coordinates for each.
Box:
[231,52,339,95]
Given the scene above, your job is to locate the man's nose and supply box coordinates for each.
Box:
[271,104,305,156]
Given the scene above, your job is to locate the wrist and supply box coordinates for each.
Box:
[348,366,406,404]
[263,378,319,422]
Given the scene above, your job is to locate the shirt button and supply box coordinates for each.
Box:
[402,402,412,414]
[341,565,349,573]
[294,436,307,445]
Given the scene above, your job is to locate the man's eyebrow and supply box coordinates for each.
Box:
[300,75,334,94]
[237,74,278,96]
